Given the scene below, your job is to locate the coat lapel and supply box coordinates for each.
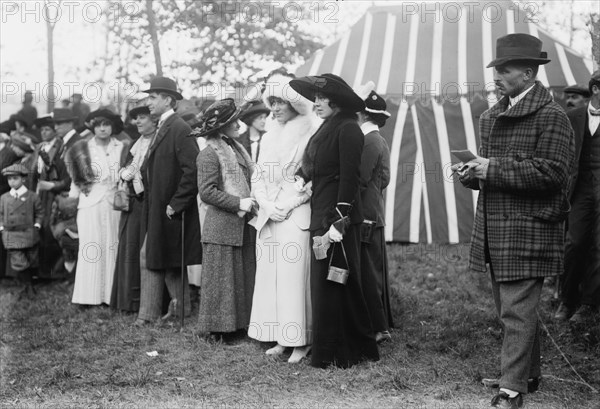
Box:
[146,114,178,160]
[12,191,29,211]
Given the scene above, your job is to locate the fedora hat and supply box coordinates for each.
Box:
[142,76,183,100]
[52,108,78,123]
[486,33,550,68]
[563,84,591,98]
[192,98,241,137]
[239,101,270,125]
[34,115,55,130]
[2,163,30,177]
[128,105,151,120]
[88,109,124,135]
[289,73,365,112]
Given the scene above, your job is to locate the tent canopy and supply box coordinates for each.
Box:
[295,1,594,244]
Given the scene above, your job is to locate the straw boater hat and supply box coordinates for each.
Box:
[142,76,183,100]
[2,163,30,177]
[486,33,550,68]
[289,73,366,112]
[192,98,242,137]
[88,109,124,135]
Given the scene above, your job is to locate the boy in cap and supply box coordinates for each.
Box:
[0,163,43,297]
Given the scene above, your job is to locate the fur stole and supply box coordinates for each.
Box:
[203,136,254,198]
[258,113,320,187]
[66,139,94,194]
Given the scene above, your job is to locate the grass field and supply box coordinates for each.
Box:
[1,243,599,408]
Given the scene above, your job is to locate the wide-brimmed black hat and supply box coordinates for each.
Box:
[88,109,124,135]
[2,163,30,177]
[191,98,241,137]
[486,33,550,68]
[128,105,151,119]
[239,101,270,125]
[52,108,78,124]
[10,132,35,153]
[563,84,590,98]
[142,76,183,100]
[34,115,55,129]
[289,73,365,112]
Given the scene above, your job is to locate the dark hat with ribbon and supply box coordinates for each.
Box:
[142,76,183,100]
[239,101,270,125]
[52,108,78,124]
[563,84,591,98]
[34,115,55,129]
[486,33,550,68]
[128,105,151,120]
[2,163,30,177]
[88,109,124,135]
[191,98,242,137]
[10,132,35,153]
[289,73,365,112]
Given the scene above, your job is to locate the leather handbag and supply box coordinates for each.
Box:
[113,180,131,212]
[327,242,349,285]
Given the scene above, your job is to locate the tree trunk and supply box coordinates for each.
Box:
[46,19,55,112]
[146,0,163,76]
[591,13,600,69]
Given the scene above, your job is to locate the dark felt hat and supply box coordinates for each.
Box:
[34,115,55,129]
[88,109,124,135]
[10,132,35,153]
[289,73,365,112]
[142,76,183,100]
[128,105,151,119]
[2,163,30,177]
[191,98,241,137]
[239,101,270,125]
[52,108,78,123]
[486,33,550,68]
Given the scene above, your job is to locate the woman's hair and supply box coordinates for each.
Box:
[315,92,353,115]
[364,112,387,128]
[267,97,299,116]
[92,117,114,134]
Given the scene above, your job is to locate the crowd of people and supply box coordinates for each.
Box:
[1,32,598,408]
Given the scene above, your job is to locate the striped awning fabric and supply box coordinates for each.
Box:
[295,2,594,243]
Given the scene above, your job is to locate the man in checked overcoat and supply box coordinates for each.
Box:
[453,34,575,408]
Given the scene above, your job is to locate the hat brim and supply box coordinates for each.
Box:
[239,107,271,123]
[128,106,152,119]
[289,76,365,112]
[562,86,590,97]
[142,87,183,100]
[486,57,551,68]
[192,107,242,137]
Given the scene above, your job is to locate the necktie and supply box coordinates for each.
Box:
[589,108,600,116]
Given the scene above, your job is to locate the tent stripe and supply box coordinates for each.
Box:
[527,23,549,87]
[385,101,409,241]
[362,12,389,91]
[458,12,467,90]
[482,17,494,94]
[460,97,480,213]
[539,31,567,86]
[412,105,432,243]
[506,9,516,33]
[555,43,577,85]
[332,31,351,76]
[387,14,412,96]
[308,49,323,75]
[376,13,397,95]
[410,105,424,243]
[432,100,459,242]
[353,12,373,89]
[430,18,443,96]
[405,13,420,93]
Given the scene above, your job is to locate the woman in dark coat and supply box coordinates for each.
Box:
[193,99,256,340]
[111,106,155,312]
[290,74,379,368]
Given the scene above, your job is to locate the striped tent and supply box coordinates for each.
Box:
[295,1,594,244]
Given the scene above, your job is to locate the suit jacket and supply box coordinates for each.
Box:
[140,113,201,269]
[29,138,71,194]
[566,106,595,199]
[0,190,43,249]
[359,129,390,226]
[468,82,575,281]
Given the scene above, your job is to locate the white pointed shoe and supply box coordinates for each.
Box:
[265,344,286,356]
[288,345,311,363]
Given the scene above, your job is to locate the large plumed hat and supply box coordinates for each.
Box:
[262,73,314,116]
[88,109,124,135]
[191,98,242,137]
[142,76,183,100]
[289,73,365,112]
[486,33,550,68]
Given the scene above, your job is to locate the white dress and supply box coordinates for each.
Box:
[71,137,123,305]
[248,113,318,347]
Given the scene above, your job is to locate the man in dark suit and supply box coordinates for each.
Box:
[555,71,600,323]
[563,84,590,109]
[454,34,575,408]
[237,101,270,163]
[134,76,201,326]
[53,109,83,160]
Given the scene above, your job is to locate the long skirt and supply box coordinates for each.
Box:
[248,219,312,346]
[360,226,394,332]
[310,225,379,368]
[198,228,256,333]
[110,195,143,312]
[72,198,120,305]
[37,190,64,279]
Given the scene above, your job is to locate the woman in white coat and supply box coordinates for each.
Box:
[248,73,321,362]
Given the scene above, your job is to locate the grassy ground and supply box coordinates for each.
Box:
[1,243,599,408]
